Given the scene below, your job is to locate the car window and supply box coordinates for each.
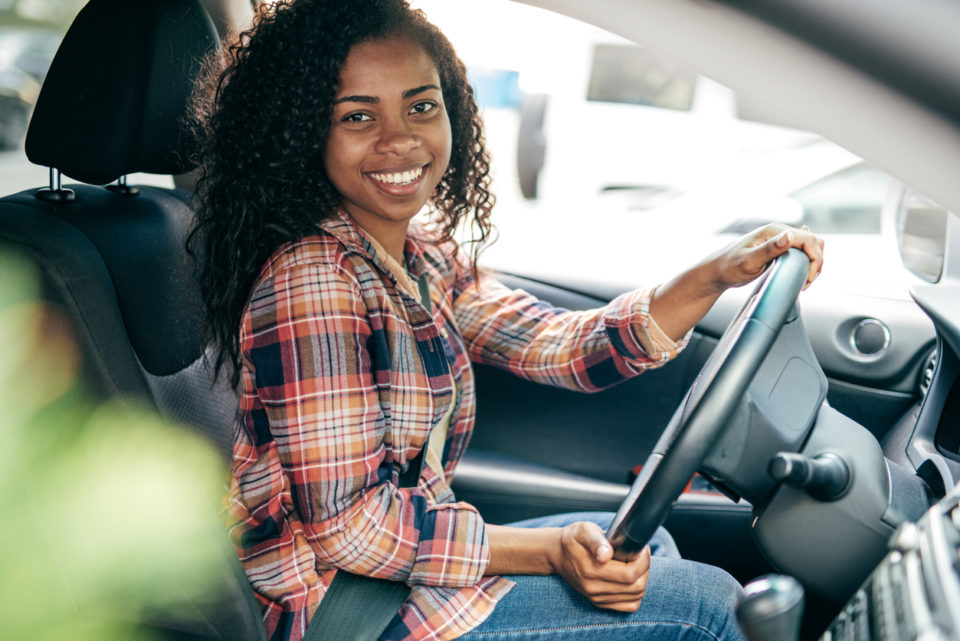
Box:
[897,189,949,283]
[409,0,931,296]
[2,0,945,298]
[587,44,697,112]
[0,4,78,192]
[791,163,889,234]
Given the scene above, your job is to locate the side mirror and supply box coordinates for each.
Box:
[895,186,949,283]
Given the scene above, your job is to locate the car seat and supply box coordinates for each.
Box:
[0,0,264,638]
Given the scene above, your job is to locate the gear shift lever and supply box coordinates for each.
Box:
[736,574,804,641]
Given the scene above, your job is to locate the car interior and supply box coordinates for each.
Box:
[1,0,959,640]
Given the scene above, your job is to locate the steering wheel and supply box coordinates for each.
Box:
[606,248,811,558]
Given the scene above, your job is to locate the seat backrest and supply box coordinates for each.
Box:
[2,0,237,454]
[0,1,264,639]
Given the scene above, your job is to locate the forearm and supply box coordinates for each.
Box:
[458,274,680,391]
[648,258,724,343]
[485,524,561,576]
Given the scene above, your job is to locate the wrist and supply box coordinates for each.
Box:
[699,254,729,296]
[487,525,563,576]
[545,527,565,575]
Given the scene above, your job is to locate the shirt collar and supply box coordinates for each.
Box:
[319,207,430,281]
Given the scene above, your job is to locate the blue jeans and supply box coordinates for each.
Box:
[459,512,746,641]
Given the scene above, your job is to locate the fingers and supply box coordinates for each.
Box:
[797,225,825,289]
[569,524,647,583]
[572,521,614,563]
[593,595,647,612]
[729,224,789,282]
[580,546,651,611]
[780,225,824,289]
[762,228,791,258]
[753,224,825,289]
[558,524,653,610]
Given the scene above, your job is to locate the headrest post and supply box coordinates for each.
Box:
[106,174,141,197]
[35,168,76,203]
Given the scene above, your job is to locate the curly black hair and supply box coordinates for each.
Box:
[188,0,495,386]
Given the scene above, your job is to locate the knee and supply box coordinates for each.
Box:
[648,558,745,637]
[647,526,680,558]
[693,564,746,640]
[699,563,744,608]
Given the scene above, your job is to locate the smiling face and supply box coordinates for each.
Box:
[324,37,452,258]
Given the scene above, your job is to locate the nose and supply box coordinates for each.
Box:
[375,117,420,155]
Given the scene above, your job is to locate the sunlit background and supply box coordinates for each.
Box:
[407,0,916,297]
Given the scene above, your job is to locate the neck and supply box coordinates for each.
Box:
[341,208,409,264]
[372,232,406,265]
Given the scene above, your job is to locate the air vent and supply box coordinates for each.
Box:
[920,351,937,397]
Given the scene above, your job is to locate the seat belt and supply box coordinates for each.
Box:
[304,572,411,641]
[303,274,444,641]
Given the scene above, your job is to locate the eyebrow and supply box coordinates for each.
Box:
[333,84,441,105]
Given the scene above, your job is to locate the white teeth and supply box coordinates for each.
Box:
[371,166,424,185]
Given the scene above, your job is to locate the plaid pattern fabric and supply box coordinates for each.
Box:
[225,209,688,641]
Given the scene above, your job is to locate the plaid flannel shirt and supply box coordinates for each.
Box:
[225,209,689,641]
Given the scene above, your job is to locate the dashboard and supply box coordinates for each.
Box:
[899,285,960,497]
[821,478,960,641]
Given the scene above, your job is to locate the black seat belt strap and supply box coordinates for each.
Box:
[303,572,410,641]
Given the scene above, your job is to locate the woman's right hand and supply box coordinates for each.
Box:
[549,521,651,612]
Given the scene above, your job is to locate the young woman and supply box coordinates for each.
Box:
[190,1,824,640]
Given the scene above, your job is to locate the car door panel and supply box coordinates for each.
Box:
[457,272,931,521]
[466,274,706,484]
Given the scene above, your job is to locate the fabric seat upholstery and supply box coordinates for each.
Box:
[4,0,239,449]
[0,1,264,639]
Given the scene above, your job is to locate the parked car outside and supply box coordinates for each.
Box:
[0,28,59,149]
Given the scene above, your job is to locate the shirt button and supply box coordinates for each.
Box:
[439,328,448,339]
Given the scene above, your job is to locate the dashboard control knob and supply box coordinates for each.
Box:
[769,452,852,501]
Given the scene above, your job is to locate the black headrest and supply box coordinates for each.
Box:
[25,0,219,185]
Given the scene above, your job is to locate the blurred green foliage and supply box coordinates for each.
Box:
[0,250,231,640]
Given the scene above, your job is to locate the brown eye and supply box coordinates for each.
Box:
[410,101,437,115]
[343,112,373,123]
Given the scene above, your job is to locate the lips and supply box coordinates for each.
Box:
[368,165,425,185]
[366,163,429,196]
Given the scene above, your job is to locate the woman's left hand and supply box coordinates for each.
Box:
[710,223,825,292]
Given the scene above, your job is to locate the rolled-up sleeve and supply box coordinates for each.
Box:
[244,261,489,588]
[602,283,690,366]
[453,268,690,392]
